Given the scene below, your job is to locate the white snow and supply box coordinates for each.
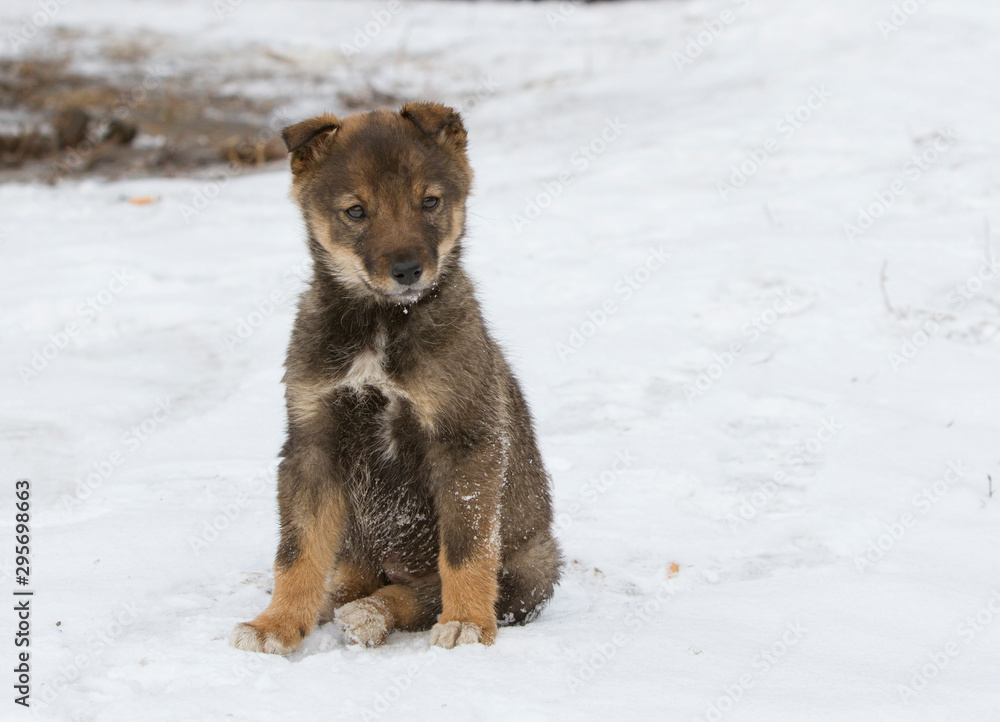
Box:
[2,0,1000,720]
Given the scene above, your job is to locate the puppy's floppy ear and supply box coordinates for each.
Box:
[282,113,341,174]
[400,102,467,151]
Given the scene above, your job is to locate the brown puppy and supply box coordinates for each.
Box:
[231,103,562,652]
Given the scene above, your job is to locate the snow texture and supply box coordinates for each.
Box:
[2,0,999,720]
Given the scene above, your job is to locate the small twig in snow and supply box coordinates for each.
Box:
[762,202,777,228]
[879,260,898,316]
[984,216,993,264]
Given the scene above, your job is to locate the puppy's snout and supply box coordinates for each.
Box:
[390,258,423,286]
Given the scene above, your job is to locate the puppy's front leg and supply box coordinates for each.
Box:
[232,448,345,654]
[428,437,503,648]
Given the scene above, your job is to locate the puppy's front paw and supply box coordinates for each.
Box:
[430,620,494,648]
[335,599,390,647]
[231,617,305,655]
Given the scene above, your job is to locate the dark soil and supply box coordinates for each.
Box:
[0,51,401,183]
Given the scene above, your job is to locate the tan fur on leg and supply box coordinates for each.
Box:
[336,582,431,646]
[232,496,345,654]
[318,562,381,622]
[432,550,499,648]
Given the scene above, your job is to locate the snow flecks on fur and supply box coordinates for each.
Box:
[429,620,484,649]
[335,598,391,647]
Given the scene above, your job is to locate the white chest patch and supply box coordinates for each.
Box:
[336,328,398,396]
[339,349,392,392]
[288,329,437,435]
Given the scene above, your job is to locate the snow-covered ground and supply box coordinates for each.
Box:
[2,0,1000,719]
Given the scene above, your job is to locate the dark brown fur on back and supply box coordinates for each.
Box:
[232,104,562,653]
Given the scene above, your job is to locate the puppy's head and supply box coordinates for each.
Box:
[283,103,473,304]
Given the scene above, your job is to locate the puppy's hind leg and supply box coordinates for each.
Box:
[317,561,383,623]
[496,533,563,626]
[336,581,442,647]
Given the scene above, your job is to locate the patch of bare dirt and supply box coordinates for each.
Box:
[0,45,402,183]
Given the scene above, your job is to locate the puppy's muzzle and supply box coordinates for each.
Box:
[391,258,423,287]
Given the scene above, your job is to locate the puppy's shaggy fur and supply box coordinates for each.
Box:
[232,103,562,652]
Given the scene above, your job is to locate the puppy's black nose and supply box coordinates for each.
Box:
[391,259,423,286]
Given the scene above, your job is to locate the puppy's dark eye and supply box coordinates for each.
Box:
[345,205,365,220]
[422,197,440,210]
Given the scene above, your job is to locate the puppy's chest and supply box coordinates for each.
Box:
[337,343,398,397]
[337,346,409,445]
[288,321,444,440]
[330,331,441,433]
